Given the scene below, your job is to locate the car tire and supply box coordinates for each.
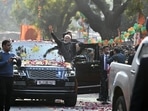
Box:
[64,94,77,107]
[113,96,127,111]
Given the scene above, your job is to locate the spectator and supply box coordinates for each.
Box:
[0,40,21,111]
[127,49,135,65]
[107,47,126,64]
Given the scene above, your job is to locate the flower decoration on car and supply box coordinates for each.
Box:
[31,44,40,52]
[15,46,27,58]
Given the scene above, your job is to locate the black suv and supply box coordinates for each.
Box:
[12,41,100,106]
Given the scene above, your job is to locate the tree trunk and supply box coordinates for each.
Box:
[75,0,128,40]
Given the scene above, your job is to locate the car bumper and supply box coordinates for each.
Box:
[12,88,77,99]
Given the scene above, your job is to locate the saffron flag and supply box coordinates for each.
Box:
[20,25,41,41]
[138,11,145,25]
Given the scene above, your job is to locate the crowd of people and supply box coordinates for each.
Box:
[44,18,148,110]
[45,25,141,106]
[44,25,142,106]
[96,43,138,104]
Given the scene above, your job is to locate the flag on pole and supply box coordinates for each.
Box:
[20,25,41,41]
[138,11,145,25]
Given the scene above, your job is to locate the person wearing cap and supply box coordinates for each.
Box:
[43,30,80,59]
[47,25,82,62]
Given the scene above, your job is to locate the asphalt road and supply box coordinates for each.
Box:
[10,93,112,111]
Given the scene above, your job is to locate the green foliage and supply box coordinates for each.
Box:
[125,0,147,16]
[0,0,18,31]
[12,0,77,39]
[11,0,34,25]
[5,0,148,40]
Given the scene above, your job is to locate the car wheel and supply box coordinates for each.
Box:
[113,96,127,111]
[64,94,77,107]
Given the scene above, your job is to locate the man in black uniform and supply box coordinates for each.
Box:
[97,46,110,104]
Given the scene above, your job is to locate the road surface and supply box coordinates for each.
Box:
[10,93,112,111]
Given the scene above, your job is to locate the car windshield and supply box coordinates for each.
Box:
[11,41,64,62]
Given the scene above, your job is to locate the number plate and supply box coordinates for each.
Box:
[37,80,56,85]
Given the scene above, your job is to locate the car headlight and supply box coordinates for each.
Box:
[18,71,27,76]
[13,69,19,75]
[13,65,19,75]
[65,70,76,77]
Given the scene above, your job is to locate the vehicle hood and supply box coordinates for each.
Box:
[21,59,72,69]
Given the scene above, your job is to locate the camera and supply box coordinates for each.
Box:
[11,57,17,61]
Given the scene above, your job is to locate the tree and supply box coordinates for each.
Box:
[11,0,148,40]
[0,0,18,31]
[12,0,78,40]
[74,0,148,40]
[74,0,131,40]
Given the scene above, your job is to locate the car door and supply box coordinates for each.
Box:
[74,44,100,94]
